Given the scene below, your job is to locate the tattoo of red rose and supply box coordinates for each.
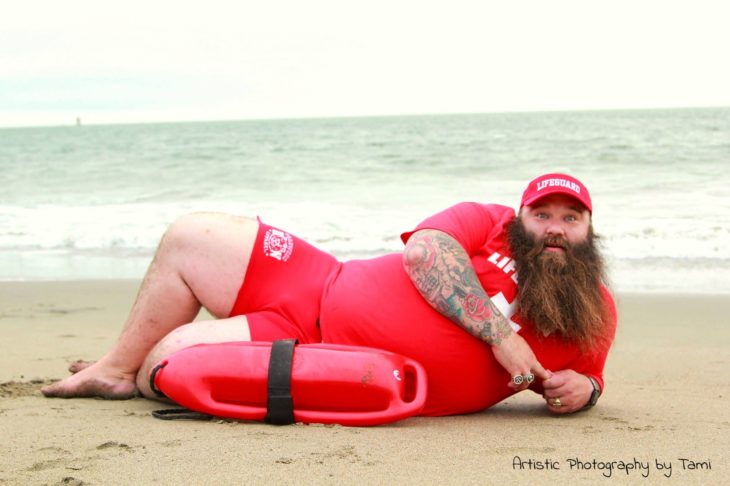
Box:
[463,294,490,322]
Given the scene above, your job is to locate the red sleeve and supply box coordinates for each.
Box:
[400,202,510,256]
[571,287,618,392]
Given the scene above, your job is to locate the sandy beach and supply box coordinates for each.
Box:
[1,280,728,485]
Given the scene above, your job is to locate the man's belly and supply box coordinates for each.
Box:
[319,254,516,415]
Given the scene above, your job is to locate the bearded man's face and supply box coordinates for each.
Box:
[507,195,609,349]
[519,193,591,252]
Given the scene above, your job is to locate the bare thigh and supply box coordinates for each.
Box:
[165,212,259,318]
[136,315,252,398]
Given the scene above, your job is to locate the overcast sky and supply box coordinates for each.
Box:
[1,0,728,127]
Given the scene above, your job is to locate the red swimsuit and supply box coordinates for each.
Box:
[230,205,617,416]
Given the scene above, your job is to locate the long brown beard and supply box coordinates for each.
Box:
[506,217,610,351]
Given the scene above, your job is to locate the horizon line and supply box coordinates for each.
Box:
[1,104,728,130]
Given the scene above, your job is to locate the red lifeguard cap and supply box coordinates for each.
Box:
[520,173,592,214]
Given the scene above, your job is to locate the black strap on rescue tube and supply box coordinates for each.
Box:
[149,362,168,398]
[264,339,298,425]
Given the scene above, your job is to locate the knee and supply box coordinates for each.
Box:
[158,213,219,259]
[161,213,211,250]
[136,317,250,398]
[136,324,196,397]
[161,212,256,251]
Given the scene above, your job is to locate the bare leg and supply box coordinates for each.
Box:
[42,213,259,399]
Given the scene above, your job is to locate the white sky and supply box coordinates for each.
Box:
[1,0,729,127]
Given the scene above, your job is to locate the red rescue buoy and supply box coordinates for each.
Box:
[150,341,427,426]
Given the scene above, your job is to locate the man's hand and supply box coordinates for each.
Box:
[541,369,594,414]
[491,332,550,391]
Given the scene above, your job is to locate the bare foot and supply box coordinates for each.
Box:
[42,362,138,400]
[68,360,95,374]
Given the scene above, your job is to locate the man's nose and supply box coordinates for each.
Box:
[545,221,566,236]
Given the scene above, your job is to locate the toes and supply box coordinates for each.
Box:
[41,381,68,398]
[68,360,94,374]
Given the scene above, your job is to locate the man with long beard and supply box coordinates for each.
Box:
[43,173,616,416]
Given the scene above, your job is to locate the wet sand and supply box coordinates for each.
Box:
[1,280,728,485]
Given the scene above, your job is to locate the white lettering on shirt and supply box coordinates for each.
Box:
[488,252,502,264]
[485,252,521,329]
[496,255,510,270]
[503,259,516,274]
[487,252,518,279]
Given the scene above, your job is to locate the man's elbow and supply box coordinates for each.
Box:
[402,239,429,273]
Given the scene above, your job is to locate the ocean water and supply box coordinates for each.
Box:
[1,108,729,293]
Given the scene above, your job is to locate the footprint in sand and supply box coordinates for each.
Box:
[55,477,86,485]
[95,441,132,451]
[27,458,66,472]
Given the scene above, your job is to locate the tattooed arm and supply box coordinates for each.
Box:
[403,229,550,388]
[402,229,513,344]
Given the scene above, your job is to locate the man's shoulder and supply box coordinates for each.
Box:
[454,202,516,218]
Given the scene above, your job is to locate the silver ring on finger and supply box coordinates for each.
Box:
[524,373,535,384]
[512,375,524,385]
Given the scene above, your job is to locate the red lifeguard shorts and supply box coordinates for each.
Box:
[228,219,341,343]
